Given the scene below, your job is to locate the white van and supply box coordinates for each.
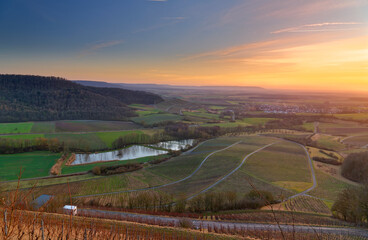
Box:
[63,205,78,215]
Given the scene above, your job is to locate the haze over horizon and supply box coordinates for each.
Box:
[0,0,367,92]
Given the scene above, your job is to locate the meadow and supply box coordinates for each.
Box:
[0,122,34,134]
[0,151,61,180]
[0,120,141,135]
[131,113,182,125]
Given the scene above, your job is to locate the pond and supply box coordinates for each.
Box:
[72,145,168,165]
[150,139,195,151]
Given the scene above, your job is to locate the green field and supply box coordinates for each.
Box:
[183,111,220,120]
[343,135,368,147]
[31,122,56,133]
[334,113,368,121]
[0,122,34,134]
[96,130,145,148]
[240,118,275,126]
[313,135,346,151]
[131,113,182,125]
[0,151,61,180]
[0,120,141,135]
[309,168,353,201]
[0,134,45,140]
[242,141,312,193]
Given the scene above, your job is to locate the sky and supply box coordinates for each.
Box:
[0,0,367,91]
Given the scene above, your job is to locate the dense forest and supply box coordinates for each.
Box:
[0,74,163,122]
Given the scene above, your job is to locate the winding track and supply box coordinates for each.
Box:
[74,140,242,198]
[285,142,317,200]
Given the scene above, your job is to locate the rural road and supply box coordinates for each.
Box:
[286,142,317,200]
[78,208,368,238]
[74,140,242,198]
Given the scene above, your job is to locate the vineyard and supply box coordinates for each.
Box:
[284,196,331,215]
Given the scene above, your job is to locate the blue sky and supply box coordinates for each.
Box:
[0,0,367,90]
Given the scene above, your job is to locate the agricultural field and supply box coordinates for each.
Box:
[316,122,368,136]
[283,196,331,215]
[0,120,141,135]
[182,111,220,121]
[311,134,346,151]
[343,134,368,147]
[309,168,353,201]
[0,134,45,140]
[131,113,182,125]
[240,117,275,126]
[334,113,368,121]
[0,122,34,134]
[0,151,61,180]
[241,141,313,193]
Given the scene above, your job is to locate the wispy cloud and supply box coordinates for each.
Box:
[79,40,123,56]
[272,22,363,34]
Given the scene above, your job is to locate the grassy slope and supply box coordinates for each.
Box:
[0,151,61,180]
[242,141,312,193]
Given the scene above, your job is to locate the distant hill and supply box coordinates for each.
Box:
[0,75,163,122]
[74,80,265,92]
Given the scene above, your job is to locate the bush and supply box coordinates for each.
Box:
[341,151,368,183]
[312,157,341,165]
[92,163,143,176]
[332,185,368,224]
[178,218,193,228]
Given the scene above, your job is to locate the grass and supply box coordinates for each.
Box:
[309,168,353,201]
[209,106,226,110]
[61,154,170,175]
[31,121,56,133]
[183,111,220,120]
[131,113,182,125]
[343,135,368,147]
[0,122,34,134]
[159,142,263,199]
[242,141,312,193]
[96,130,144,148]
[54,120,140,132]
[46,133,107,151]
[307,147,343,161]
[0,134,45,140]
[313,135,346,151]
[334,113,368,121]
[0,151,61,180]
[240,118,276,126]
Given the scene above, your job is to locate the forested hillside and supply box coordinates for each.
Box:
[0,75,163,122]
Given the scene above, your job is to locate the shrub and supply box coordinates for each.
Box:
[341,151,368,183]
[312,156,341,165]
[92,163,143,176]
[178,218,194,228]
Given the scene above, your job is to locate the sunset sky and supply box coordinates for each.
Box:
[0,0,367,91]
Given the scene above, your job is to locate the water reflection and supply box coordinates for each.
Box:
[72,145,168,165]
[150,139,195,151]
